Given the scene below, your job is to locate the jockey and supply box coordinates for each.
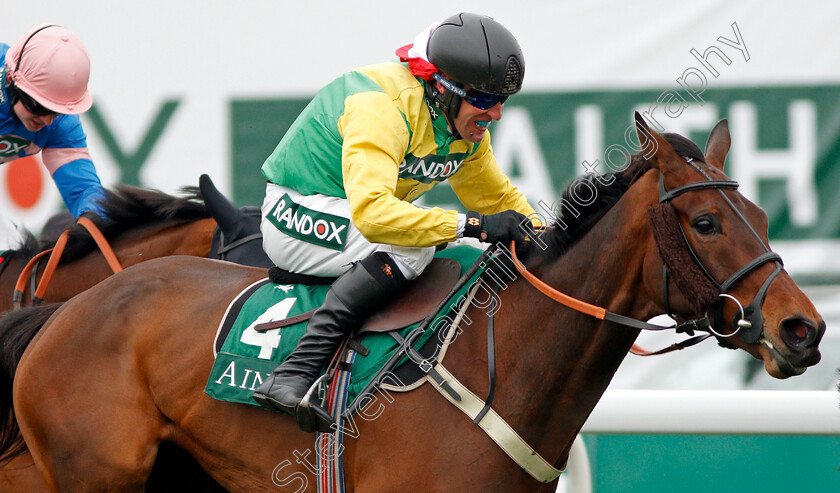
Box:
[0,24,107,248]
[253,13,537,414]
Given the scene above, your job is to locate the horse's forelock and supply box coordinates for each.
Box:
[661,132,705,163]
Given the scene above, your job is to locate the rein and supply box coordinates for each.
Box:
[508,242,689,333]
[13,216,123,309]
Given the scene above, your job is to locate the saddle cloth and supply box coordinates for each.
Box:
[203,245,484,407]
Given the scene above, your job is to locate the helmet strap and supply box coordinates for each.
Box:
[424,79,463,139]
[7,24,56,111]
[3,70,20,109]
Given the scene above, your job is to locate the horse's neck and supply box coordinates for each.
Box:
[34,219,216,303]
[461,199,654,468]
[108,218,216,268]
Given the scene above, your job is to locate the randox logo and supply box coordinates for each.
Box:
[399,155,465,184]
[266,194,350,251]
[423,96,439,120]
[0,136,30,159]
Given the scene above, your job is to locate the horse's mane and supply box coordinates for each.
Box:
[532,132,704,260]
[0,232,40,269]
[10,186,211,266]
[56,185,211,263]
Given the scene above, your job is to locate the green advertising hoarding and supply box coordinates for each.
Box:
[582,433,840,492]
[231,85,840,245]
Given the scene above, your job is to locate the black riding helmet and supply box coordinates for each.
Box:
[425,13,525,134]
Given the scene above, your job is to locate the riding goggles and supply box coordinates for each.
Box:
[463,90,508,110]
[433,73,508,110]
[18,90,57,116]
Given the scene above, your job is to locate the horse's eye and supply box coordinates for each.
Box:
[692,216,717,235]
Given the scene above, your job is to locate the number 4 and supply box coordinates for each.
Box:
[240,297,297,359]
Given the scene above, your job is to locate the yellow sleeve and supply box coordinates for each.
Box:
[339,91,459,247]
[448,133,537,218]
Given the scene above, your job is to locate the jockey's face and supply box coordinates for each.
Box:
[13,101,58,132]
[435,80,504,144]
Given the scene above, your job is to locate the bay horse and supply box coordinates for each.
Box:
[0,174,270,313]
[0,115,825,491]
[0,178,266,491]
[0,185,213,313]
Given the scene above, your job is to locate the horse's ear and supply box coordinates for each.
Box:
[704,118,730,171]
[634,112,655,158]
[634,111,678,172]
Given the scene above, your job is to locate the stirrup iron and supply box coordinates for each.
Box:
[295,374,335,433]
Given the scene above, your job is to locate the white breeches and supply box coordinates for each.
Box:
[260,183,435,280]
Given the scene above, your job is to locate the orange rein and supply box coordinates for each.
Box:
[508,240,664,356]
[13,216,123,309]
[508,241,607,320]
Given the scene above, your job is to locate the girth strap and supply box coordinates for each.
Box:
[473,283,499,425]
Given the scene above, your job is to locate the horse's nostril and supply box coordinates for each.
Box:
[791,322,807,340]
[780,318,818,348]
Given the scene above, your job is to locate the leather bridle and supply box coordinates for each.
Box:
[656,158,782,346]
[510,158,784,349]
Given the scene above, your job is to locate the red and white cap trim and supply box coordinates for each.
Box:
[395,21,441,80]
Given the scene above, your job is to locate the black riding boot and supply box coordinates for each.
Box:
[253,252,407,413]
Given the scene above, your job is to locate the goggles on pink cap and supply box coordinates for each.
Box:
[5,24,92,115]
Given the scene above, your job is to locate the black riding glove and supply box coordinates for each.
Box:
[463,210,534,244]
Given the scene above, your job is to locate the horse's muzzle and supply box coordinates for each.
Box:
[768,317,825,376]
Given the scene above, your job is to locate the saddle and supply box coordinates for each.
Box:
[205,244,487,434]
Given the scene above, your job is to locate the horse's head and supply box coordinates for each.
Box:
[635,112,825,378]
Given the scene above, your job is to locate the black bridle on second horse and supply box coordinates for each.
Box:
[653,157,783,347]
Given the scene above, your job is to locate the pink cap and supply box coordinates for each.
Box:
[6,24,92,114]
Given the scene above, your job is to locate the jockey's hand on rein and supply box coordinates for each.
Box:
[464,210,534,244]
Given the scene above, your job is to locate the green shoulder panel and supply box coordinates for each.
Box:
[260,68,390,198]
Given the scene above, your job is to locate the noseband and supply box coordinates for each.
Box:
[651,158,783,346]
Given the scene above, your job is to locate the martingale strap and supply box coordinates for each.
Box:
[398,277,562,483]
[335,247,562,483]
[423,362,563,483]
